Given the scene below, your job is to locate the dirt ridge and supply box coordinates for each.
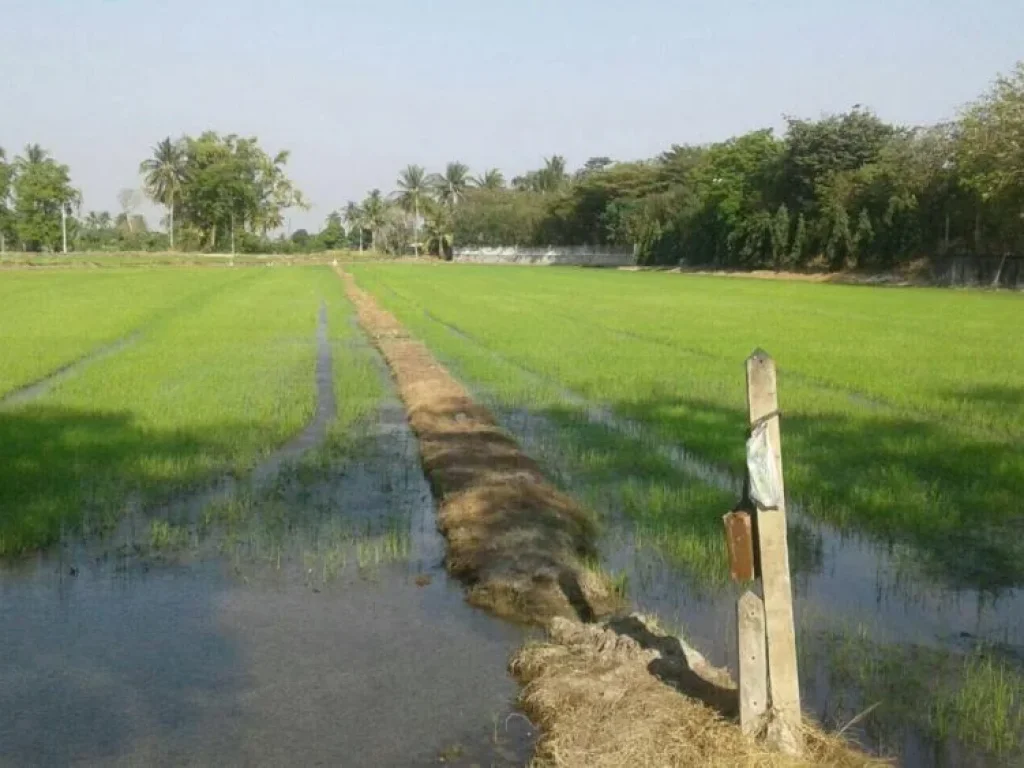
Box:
[339,267,618,625]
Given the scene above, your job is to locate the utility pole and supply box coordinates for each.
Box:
[61,204,68,254]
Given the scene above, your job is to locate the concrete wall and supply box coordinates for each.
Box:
[453,245,636,267]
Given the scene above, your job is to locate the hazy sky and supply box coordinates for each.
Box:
[2,0,1022,231]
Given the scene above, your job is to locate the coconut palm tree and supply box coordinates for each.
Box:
[140,137,186,249]
[421,199,453,260]
[20,144,47,166]
[537,155,569,193]
[429,162,470,208]
[343,201,364,251]
[392,164,428,256]
[361,190,388,252]
[472,168,505,190]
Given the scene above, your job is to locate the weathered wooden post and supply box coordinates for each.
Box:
[730,349,802,753]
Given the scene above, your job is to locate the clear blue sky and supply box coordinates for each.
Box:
[2,0,1021,231]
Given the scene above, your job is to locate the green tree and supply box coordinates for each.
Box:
[537,155,569,193]
[361,189,388,251]
[472,168,505,190]
[140,137,187,249]
[164,133,305,251]
[422,198,453,259]
[853,208,874,267]
[0,148,14,253]
[430,162,470,208]
[789,213,807,266]
[12,144,78,252]
[957,61,1024,268]
[782,107,898,212]
[393,164,428,255]
[343,201,364,251]
[319,211,345,249]
[771,204,790,270]
[820,190,854,270]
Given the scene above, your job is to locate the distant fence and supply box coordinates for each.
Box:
[934,255,1023,289]
[453,245,637,267]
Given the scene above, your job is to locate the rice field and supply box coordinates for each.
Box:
[348,262,1024,763]
[350,263,1024,592]
[2,259,1022,767]
[0,266,375,553]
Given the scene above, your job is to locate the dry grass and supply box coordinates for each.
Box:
[512,617,886,768]
[339,268,619,624]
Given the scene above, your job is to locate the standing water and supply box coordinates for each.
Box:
[0,317,534,767]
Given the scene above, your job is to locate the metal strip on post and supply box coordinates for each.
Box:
[745,349,802,754]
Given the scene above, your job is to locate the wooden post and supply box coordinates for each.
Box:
[745,349,802,753]
[737,590,768,735]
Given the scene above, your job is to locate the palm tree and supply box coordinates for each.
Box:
[362,190,388,252]
[343,201,364,251]
[20,144,47,166]
[422,199,453,260]
[392,164,428,256]
[139,137,186,249]
[538,155,569,193]
[429,162,470,208]
[472,168,505,190]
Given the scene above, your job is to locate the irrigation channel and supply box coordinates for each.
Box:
[382,289,1024,768]
[0,307,534,767]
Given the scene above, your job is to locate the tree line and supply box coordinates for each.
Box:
[342,60,1023,271]
[0,132,305,254]
[2,61,1021,270]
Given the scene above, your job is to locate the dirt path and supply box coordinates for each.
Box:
[339,267,881,768]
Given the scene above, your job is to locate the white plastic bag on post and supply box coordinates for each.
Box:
[746,421,782,510]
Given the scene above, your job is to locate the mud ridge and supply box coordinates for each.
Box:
[339,268,620,625]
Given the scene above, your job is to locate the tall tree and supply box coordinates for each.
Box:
[957,61,1024,267]
[430,162,470,208]
[140,137,186,249]
[343,201,364,251]
[361,189,388,251]
[320,210,346,249]
[393,164,428,255]
[0,148,13,253]
[170,133,305,251]
[472,168,505,190]
[538,155,569,192]
[12,145,78,252]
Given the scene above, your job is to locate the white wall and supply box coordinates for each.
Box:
[453,245,636,267]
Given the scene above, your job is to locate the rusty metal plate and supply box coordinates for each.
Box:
[723,510,756,583]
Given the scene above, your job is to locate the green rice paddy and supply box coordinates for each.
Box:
[350,263,1024,591]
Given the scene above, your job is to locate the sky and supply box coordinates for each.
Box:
[1,0,1022,232]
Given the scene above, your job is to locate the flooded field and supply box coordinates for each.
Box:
[3,262,1021,767]
[0,267,533,767]
[0,417,533,766]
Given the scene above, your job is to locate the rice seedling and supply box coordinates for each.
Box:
[351,263,1024,591]
[0,265,375,554]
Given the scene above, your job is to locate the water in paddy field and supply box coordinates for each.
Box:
[0,325,533,767]
[494,403,1024,768]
